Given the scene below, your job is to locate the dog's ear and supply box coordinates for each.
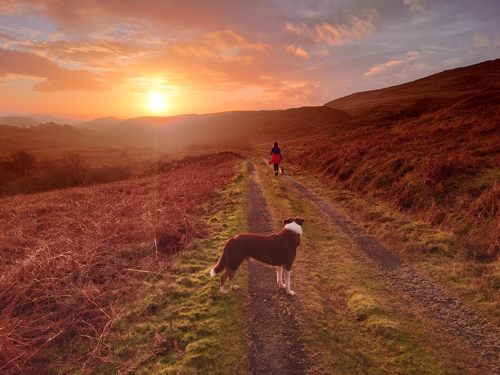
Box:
[283,218,294,225]
[294,217,305,226]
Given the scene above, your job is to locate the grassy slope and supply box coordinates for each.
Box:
[283,97,500,327]
[251,157,486,374]
[288,97,500,254]
[112,160,251,375]
[0,155,250,374]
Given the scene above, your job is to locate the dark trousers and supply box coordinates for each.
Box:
[273,164,279,173]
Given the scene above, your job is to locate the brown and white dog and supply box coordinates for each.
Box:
[210,217,304,295]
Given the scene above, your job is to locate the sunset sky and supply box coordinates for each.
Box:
[0,0,499,121]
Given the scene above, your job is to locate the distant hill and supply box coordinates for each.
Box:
[0,123,120,158]
[76,117,123,131]
[3,59,500,155]
[324,59,500,119]
[0,115,80,127]
[96,106,353,151]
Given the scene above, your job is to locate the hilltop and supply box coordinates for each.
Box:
[324,58,500,119]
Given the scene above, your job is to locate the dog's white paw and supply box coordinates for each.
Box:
[278,283,286,289]
[287,290,296,296]
[231,285,239,290]
[220,287,228,294]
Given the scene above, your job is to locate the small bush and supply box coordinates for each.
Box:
[421,153,485,187]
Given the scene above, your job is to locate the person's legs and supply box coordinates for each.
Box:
[274,163,279,175]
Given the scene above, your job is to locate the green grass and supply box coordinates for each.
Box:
[85,160,251,375]
[252,157,481,374]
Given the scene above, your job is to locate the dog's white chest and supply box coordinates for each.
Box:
[285,222,303,236]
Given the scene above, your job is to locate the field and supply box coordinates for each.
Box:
[0,153,242,373]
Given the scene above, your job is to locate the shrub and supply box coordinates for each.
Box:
[421,153,485,188]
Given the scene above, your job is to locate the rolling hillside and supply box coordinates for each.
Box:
[287,58,500,258]
[324,58,500,119]
[89,106,353,151]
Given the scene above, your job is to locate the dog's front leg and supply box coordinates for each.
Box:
[284,269,295,295]
[277,266,285,288]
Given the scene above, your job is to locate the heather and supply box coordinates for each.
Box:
[288,98,500,258]
[0,153,239,373]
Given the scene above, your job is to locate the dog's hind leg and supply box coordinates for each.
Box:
[229,271,239,290]
[220,272,229,294]
[277,266,285,288]
[284,269,295,296]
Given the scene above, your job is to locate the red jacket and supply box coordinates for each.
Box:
[269,153,281,164]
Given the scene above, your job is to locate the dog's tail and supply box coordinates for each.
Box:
[210,240,229,276]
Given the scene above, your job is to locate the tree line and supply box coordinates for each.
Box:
[0,150,133,196]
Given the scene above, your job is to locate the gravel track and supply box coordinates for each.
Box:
[246,159,310,375]
[286,175,500,374]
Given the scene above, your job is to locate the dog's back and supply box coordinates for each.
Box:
[227,229,300,268]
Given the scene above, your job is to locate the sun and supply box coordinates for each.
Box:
[149,92,166,111]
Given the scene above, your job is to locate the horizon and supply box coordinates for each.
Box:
[0,0,499,121]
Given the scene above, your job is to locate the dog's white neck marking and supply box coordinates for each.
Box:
[285,222,303,236]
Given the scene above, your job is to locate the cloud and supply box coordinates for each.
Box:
[284,44,310,59]
[363,45,457,78]
[170,29,268,62]
[474,32,500,56]
[19,38,151,70]
[405,51,420,60]
[364,60,405,77]
[285,8,378,45]
[474,33,491,48]
[0,47,120,92]
[199,68,228,81]
[404,0,429,14]
[262,80,323,107]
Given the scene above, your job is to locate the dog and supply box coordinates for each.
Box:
[280,165,285,175]
[210,217,304,295]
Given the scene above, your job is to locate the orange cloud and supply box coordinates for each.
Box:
[262,80,322,108]
[171,29,268,62]
[363,60,405,77]
[199,68,228,81]
[286,8,378,45]
[23,38,151,70]
[0,48,120,92]
[284,44,310,59]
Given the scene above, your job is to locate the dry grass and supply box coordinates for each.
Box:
[287,100,500,258]
[0,153,239,373]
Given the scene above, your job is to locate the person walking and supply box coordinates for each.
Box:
[269,141,282,176]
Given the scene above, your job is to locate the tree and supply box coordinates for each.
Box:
[6,151,36,176]
[64,153,89,186]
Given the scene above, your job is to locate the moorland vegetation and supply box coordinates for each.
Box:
[0,153,240,373]
[288,69,500,260]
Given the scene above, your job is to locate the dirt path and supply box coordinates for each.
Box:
[246,158,310,375]
[285,175,500,374]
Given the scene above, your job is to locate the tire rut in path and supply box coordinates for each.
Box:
[285,176,500,374]
[246,158,310,375]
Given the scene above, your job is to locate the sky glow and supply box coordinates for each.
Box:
[0,0,498,120]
